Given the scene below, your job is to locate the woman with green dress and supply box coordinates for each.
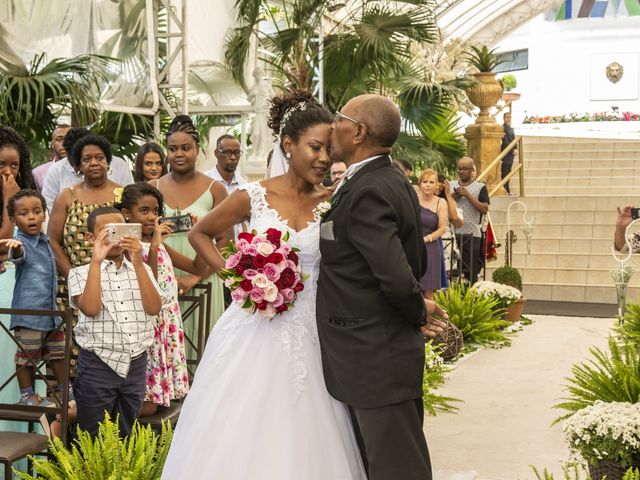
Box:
[0,126,39,476]
[154,116,230,362]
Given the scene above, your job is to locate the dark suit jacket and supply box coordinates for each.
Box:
[501,123,516,163]
[317,155,427,409]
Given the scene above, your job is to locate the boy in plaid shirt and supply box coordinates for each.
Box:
[68,207,161,437]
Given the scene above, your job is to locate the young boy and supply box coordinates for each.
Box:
[68,206,162,437]
[0,189,63,406]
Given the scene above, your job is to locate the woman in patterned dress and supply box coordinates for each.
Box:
[117,183,208,416]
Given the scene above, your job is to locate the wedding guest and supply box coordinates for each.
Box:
[117,183,208,416]
[41,128,133,213]
[153,116,229,358]
[0,189,64,407]
[69,206,161,437]
[451,156,489,283]
[48,134,121,277]
[206,134,247,194]
[500,113,517,194]
[33,124,70,191]
[614,205,640,252]
[417,169,448,300]
[134,142,167,182]
[330,161,347,185]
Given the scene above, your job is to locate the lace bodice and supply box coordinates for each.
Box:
[212,182,324,400]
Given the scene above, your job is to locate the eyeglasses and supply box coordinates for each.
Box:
[218,149,243,158]
[457,166,473,171]
[333,111,363,126]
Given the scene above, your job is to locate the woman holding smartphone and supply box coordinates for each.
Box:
[153,116,230,358]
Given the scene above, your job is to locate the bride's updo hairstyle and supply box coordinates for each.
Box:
[267,90,332,155]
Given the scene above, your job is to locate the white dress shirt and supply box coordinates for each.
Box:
[205,166,247,194]
[42,157,135,212]
[333,155,388,194]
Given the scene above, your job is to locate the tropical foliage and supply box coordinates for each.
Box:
[16,415,172,480]
[434,282,511,347]
[465,45,504,73]
[531,464,640,480]
[225,0,471,175]
[617,302,640,346]
[555,337,640,422]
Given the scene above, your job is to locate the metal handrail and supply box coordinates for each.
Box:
[475,136,525,197]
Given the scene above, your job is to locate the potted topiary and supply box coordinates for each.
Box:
[492,265,525,321]
[465,45,505,124]
[500,74,521,104]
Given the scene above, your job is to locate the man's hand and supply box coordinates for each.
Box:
[0,239,23,258]
[420,299,448,338]
[91,227,118,264]
[455,186,470,199]
[120,236,143,265]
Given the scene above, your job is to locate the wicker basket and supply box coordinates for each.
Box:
[432,320,464,361]
[589,461,640,480]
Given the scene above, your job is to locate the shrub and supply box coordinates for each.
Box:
[555,337,640,423]
[617,302,640,345]
[501,74,517,91]
[492,265,523,292]
[16,414,173,480]
[434,282,511,347]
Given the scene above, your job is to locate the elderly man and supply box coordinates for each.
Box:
[451,156,490,283]
[318,94,446,480]
[33,124,70,191]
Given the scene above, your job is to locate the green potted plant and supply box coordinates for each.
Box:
[500,74,517,92]
[464,45,505,124]
[472,279,522,322]
[563,401,640,479]
[491,266,525,321]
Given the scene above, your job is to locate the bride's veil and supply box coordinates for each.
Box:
[265,139,288,179]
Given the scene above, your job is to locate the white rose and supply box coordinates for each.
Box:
[263,283,278,302]
[256,242,275,257]
[252,274,270,288]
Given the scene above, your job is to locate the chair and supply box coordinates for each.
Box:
[0,307,73,479]
[137,290,208,432]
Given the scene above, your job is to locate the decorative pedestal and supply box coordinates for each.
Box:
[464,122,506,195]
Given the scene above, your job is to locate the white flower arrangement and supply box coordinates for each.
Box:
[563,401,640,468]
[611,264,637,285]
[472,280,521,304]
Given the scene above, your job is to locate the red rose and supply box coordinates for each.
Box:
[266,228,282,247]
[235,266,244,274]
[267,252,284,264]
[240,279,252,291]
[287,251,299,264]
[276,268,295,289]
[276,304,288,313]
[238,232,255,243]
[294,282,304,293]
[254,255,268,268]
[256,301,267,311]
[239,255,254,270]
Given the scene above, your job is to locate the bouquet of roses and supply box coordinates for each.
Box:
[220,228,305,319]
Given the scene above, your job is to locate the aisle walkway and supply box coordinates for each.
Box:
[424,315,613,480]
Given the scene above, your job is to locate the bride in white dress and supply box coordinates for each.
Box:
[161,91,366,479]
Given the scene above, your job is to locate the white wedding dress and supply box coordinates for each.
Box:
[162,182,366,479]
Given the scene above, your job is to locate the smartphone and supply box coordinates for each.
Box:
[106,223,142,243]
[632,208,640,220]
[159,214,193,233]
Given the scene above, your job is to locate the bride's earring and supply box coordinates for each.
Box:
[286,152,291,159]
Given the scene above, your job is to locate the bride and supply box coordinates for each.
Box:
[161,90,366,479]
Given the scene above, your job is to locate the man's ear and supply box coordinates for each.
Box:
[353,124,367,146]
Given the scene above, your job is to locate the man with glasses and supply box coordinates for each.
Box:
[451,156,490,283]
[206,134,247,194]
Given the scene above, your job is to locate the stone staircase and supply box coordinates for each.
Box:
[486,136,640,304]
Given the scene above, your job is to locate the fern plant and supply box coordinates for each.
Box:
[434,282,511,347]
[554,337,640,423]
[16,414,172,480]
[617,302,640,345]
[531,465,640,480]
[423,341,462,415]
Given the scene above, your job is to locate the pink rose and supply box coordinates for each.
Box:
[225,252,241,269]
[277,245,291,255]
[286,260,297,270]
[241,245,257,256]
[281,288,294,303]
[243,269,259,280]
[251,235,268,245]
[263,263,281,282]
[231,287,249,303]
[272,293,284,308]
[249,288,264,303]
[235,238,249,250]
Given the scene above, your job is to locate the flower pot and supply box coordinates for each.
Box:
[504,297,525,322]
[465,72,503,124]
[589,460,640,480]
